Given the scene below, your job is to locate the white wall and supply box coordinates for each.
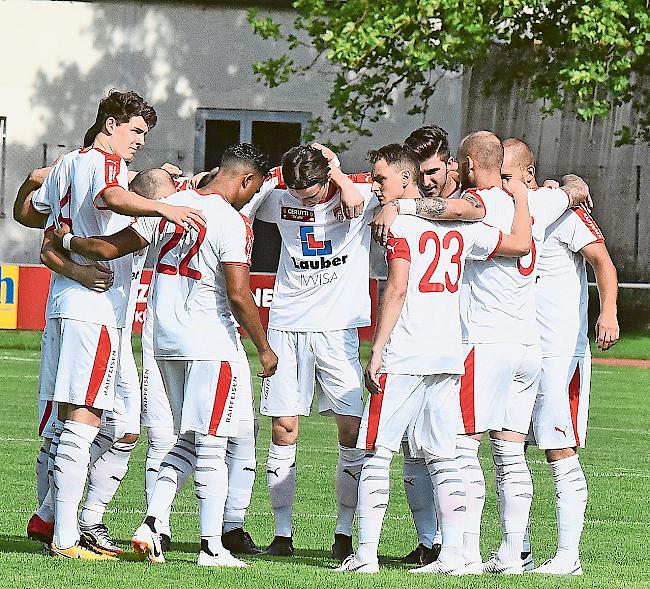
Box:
[0,0,463,263]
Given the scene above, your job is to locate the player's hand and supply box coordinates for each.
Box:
[561,174,593,211]
[312,142,338,165]
[51,223,71,251]
[364,352,383,395]
[503,177,528,200]
[77,263,114,293]
[596,312,620,351]
[161,163,183,178]
[543,179,560,189]
[371,203,399,245]
[159,203,206,232]
[257,347,278,378]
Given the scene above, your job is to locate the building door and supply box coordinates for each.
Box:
[195,109,310,272]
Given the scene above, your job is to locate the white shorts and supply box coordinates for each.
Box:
[357,373,462,458]
[156,358,239,437]
[43,318,120,411]
[459,342,541,435]
[528,352,591,449]
[261,328,364,418]
[143,342,254,430]
[109,335,141,435]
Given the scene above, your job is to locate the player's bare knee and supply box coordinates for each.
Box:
[336,415,361,448]
[272,417,299,445]
[546,447,576,462]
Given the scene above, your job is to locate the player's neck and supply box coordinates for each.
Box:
[469,170,503,190]
[529,178,540,189]
[198,177,238,208]
[92,133,115,155]
[402,184,421,199]
[442,174,460,197]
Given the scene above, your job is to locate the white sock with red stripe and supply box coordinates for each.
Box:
[146,433,196,525]
[145,426,177,535]
[223,427,257,533]
[491,438,533,563]
[424,453,466,567]
[267,442,296,538]
[195,433,229,554]
[79,439,137,527]
[53,420,99,549]
[335,444,365,536]
[403,441,438,548]
[551,454,587,563]
[356,447,392,565]
[456,435,484,564]
[36,438,52,506]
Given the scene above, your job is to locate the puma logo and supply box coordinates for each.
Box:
[243,467,256,473]
[554,426,567,436]
[404,477,415,487]
[343,468,360,481]
[386,243,396,254]
[267,467,280,477]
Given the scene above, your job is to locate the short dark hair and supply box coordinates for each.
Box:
[220,143,271,177]
[129,168,175,199]
[83,90,157,147]
[368,143,420,180]
[403,125,450,163]
[281,146,329,189]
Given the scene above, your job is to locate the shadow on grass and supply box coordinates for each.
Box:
[0,535,49,555]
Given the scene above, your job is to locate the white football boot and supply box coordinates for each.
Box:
[198,549,248,568]
[411,558,467,576]
[132,522,165,564]
[482,553,524,575]
[530,557,583,575]
[335,554,379,573]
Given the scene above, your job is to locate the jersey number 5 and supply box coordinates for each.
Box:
[418,230,464,293]
[156,220,206,280]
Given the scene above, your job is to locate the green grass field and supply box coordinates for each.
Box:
[1,330,649,588]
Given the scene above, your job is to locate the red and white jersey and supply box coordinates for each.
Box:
[131,189,252,361]
[536,208,604,357]
[254,174,377,331]
[460,186,570,345]
[173,176,193,192]
[33,148,132,328]
[383,216,501,375]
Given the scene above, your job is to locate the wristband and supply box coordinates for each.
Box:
[62,232,74,251]
[398,199,416,215]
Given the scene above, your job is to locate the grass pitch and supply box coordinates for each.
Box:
[0,330,649,589]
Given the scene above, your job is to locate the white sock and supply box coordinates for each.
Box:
[403,441,437,548]
[223,427,257,533]
[424,453,465,566]
[551,454,587,563]
[491,438,533,563]
[195,433,228,554]
[145,426,177,534]
[36,438,52,507]
[456,435,484,564]
[147,433,196,524]
[267,442,296,538]
[356,448,392,565]
[53,420,99,549]
[79,439,137,527]
[335,444,365,536]
[47,420,63,506]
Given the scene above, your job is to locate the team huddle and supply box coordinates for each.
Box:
[13,90,619,575]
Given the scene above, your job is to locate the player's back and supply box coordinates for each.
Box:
[145,189,252,361]
[383,215,501,375]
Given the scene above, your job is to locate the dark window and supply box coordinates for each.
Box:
[204,119,240,171]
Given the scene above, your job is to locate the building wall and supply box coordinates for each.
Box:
[0,0,463,265]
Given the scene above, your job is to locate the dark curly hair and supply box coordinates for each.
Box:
[368,143,419,180]
[220,143,271,177]
[83,90,157,147]
[403,125,450,163]
[281,146,329,189]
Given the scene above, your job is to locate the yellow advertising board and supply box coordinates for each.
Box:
[0,265,19,329]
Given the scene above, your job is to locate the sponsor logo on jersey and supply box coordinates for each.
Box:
[300,226,332,256]
[333,205,345,222]
[281,207,315,222]
[291,255,348,270]
[299,271,339,287]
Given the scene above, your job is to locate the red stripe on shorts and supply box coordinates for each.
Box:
[208,362,232,436]
[85,326,112,406]
[460,347,476,434]
[568,363,581,446]
[38,401,53,437]
[365,374,386,450]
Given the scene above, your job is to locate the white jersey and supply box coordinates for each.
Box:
[536,207,604,357]
[32,148,132,328]
[132,189,252,361]
[384,216,501,375]
[122,249,148,340]
[460,185,570,345]
[254,173,377,331]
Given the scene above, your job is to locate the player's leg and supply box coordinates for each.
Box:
[485,344,540,575]
[261,329,313,556]
[314,328,365,560]
[530,354,589,575]
[50,320,119,560]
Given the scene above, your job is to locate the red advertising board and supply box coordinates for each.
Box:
[4,265,378,341]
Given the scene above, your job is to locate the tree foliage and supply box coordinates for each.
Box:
[248,0,650,149]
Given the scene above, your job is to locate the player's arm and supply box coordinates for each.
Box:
[100,185,206,231]
[581,242,619,351]
[223,264,278,378]
[493,179,532,257]
[51,223,149,261]
[330,165,365,219]
[365,256,409,395]
[40,230,113,292]
[13,167,51,228]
